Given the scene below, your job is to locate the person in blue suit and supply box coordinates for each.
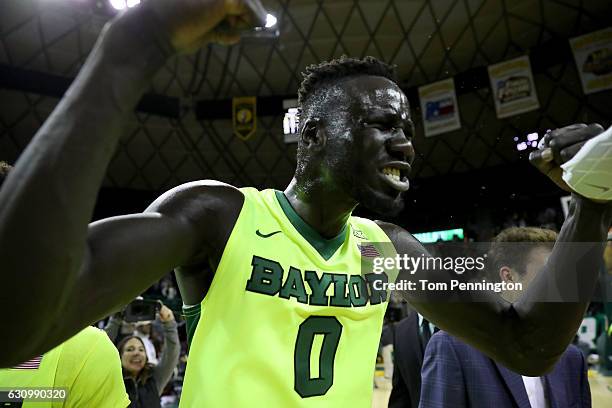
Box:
[419,227,591,408]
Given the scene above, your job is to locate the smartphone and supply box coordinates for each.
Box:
[124,299,161,323]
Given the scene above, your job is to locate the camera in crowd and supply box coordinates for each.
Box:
[124,297,162,323]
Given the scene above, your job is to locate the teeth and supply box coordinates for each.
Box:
[382,167,401,181]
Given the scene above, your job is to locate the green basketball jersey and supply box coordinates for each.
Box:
[180,188,396,407]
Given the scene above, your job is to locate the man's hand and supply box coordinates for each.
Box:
[149,0,267,53]
[158,304,175,323]
[529,123,605,193]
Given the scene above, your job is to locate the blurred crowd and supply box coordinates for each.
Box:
[95,273,188,408]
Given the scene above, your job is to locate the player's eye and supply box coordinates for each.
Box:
[364,121,392,131]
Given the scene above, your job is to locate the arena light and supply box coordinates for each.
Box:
[265,14,277,28]
[515,131,541,152]
[243,12,279,40]
[109,0,126,10]
[109,0,140,11]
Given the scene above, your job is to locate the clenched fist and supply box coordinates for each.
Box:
[149,0,267,52]
[158,304,175,322]
[529,123,605,195]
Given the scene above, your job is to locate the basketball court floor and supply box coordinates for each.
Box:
[371,370,612,407]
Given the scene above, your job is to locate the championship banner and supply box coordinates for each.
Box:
[418,78,460,137]
[233,96,257,141]
[569,27,612,94]
[488,55,539,119]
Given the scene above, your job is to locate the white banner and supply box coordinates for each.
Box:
[570,27,612,94]
[418,78,461,137]
[282,98,299,144]
[488,55,539,119]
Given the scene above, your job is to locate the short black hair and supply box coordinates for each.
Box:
[295,57,398,179]
[0,161,12,188]
[297,56,397,108]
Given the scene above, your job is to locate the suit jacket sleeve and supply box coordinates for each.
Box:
[419,332,466,408]
[578,349,591,408]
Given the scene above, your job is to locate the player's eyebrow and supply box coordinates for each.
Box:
[366,109,413,129]
[365,109,401,121]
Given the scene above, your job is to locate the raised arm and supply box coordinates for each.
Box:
[383,124,612,375]
[385,195,610,375]
[0,0,262,367]
[152,305,181,395]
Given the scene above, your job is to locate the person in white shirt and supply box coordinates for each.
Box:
[134,321,159,366]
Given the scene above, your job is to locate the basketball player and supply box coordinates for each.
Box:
[0,163,130,407]
[0,0,611,406]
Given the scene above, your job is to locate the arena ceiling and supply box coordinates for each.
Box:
[1,0,611,195]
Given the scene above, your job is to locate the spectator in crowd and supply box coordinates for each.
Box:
[386,240,448,407]
[379,318,394,381]
[597,230,612,374]
[161,278,178,302]
[0,161,130,407]
[0,161,11,186]
[106,302,174,365]
[573,334,592,360]
[134,322,159,365]
[387,308,436,408]
[420,227,591,408]
[114,305,180,408]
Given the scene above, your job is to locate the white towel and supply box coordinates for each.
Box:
[561,125,612,201]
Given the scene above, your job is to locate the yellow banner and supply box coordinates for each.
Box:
[570,28,612,94]
[233,96,257,141]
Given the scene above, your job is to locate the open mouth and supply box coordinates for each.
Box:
[380,163,410,192]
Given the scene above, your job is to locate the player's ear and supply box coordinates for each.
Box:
[300,118,327,151]
[499,266,514,283]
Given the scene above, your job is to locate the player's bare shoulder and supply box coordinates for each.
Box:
[375,220,420,252]
[147,180,244,216]
[147,180,244,212]
[146,180,245,252]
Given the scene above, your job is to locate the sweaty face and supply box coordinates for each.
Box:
[322,76,415,215]
[121,338,147,376]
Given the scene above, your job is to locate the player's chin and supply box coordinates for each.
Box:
[357,184,406,217]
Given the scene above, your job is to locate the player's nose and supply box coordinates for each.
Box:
[387,135,415,164]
